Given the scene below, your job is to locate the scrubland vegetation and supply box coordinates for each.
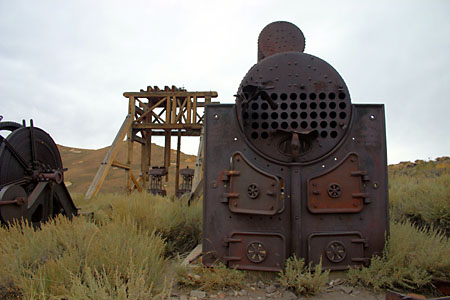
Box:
[0,158,449,299]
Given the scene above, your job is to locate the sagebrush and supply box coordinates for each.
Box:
[278,256,329,296]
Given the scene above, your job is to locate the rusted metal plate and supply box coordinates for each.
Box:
[307,153,368,213]
[202,22,388,272]
[258,21,306,61]
[236,53,352,164]
[223,152,282,215]
[226,232,285,271]
[307,231,368,270]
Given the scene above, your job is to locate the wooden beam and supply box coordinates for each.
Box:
[171,95,177,124]
[127,96,135,193]
[192,95,197,124]
[135,97,167,123]
[123,91,218,98]
[175,130,181,196]
[84,114,133,200]
[133,124,203,130]
[187,95,191,124]
[112,160,130,170]
[191,127,204,195]
[130,173,143,192]
[144,130,202,136]
[164,130,171,182]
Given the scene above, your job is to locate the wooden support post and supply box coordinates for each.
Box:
[140,105,152,190]
[140,135,149,190]
[192,127,204,192]
[172,95,177,124]
[187,96,191,124]
[127,97,136,193]
[164,129,171,181]
[84,114,133,200]
[165,96,171,124]
[175,130,181,196]
[192,95,197,124]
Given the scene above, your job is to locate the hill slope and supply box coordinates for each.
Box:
[59,142,197,195]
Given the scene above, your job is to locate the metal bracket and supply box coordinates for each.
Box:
[351,170,370,182]
[351,238,369,248]
[351,257,370,266]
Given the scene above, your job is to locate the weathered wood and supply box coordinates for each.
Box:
[84,114,133,200]
[171,96,177,124]
[175,130,181,196]
[164,130,171,182]
[186,96,192,124]
[135,97,167,123]
[87,87,218,198]
[192,96,197,124]
[126,97,136,193]
[123,91,218,98]
[112,160,130,170]
[133,124,203,130]
[191,127,204,194]
[130,173,143,192]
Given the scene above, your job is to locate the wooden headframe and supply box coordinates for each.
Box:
[85,85,218,200]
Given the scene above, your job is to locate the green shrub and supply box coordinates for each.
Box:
[347,220,450,292]
[278,256,329,296]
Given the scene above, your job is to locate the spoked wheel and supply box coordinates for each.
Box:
[0,122,77,225]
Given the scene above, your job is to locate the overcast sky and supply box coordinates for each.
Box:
[1,0,449,164]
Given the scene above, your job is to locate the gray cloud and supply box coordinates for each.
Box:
[1,0,449,164]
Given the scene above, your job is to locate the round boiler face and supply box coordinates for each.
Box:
[237,51,351,163]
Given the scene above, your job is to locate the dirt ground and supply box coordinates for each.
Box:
[171,283,385,300]
[171,273,386,300]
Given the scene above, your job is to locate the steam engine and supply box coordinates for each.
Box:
[202,21,388,271]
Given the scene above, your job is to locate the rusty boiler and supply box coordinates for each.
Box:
[202,21,388,271]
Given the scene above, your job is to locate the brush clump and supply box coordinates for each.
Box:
[278,256,329,296]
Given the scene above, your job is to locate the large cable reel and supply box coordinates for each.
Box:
[0,118,77,225]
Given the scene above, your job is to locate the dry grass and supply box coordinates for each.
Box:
[74,192,203,257]
[176,262,245,292]
[0,192,203,299]
[347,219,450,292]
[389,157,450,234]
[1,158,449,298]
[278,256,329,296]
[0,216,168,299]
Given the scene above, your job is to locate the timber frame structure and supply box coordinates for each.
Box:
[85,85,218,200]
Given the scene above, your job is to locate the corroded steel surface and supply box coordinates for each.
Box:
[0,120,77,225]
[203,22,389,272]
[258,21,306,61]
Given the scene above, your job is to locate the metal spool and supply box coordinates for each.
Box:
[0,121,77,224]
[258,21,305,61]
